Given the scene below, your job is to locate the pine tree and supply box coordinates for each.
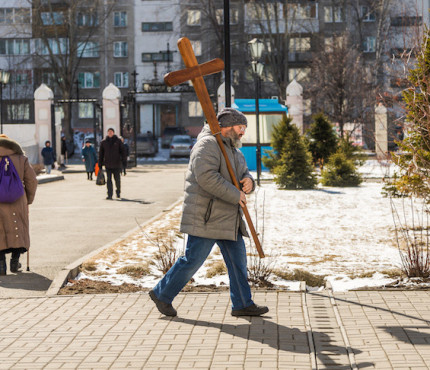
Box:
[307,113,338,168]
[263,116,317,189]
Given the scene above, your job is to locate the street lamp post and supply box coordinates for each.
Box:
[0,70,10,135]
[131,70,139,167]
[248,39,264,186]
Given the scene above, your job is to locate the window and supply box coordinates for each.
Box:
[14,8,30,24]
[113,42,128,57]
[363,36,376,52]
[361,6,376,22]
[141,22,173,32]
[216,8,239,24]
[289,3,318,19]
[114,72,129,88]
[324,36,344,50]
[246,3,281,21]
[0,39,30,55]
[7,103,30,121]
[36,38,68,55]
[391,16,423,27]
[77,41,99,58]
[190,40,202,56]
[77,12,98,26]
[187,10,201,25]
[289,37,311,52]
[42,72,57,86]
[41,12,64,25]
[324,6,343,23]
[79,103,94,118]
[189,101,203,117]
[0,8,30,24]
[12,70,32,85]
[114,11,127,27]
[288,68,310,82]
[78,72,100,88]
[142,52,173,62]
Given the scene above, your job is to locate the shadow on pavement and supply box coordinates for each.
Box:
[116,198,152,204]
[312,293,430,325]
[0,272,52,291]
[381,326,430,345]
[168,316,374,369]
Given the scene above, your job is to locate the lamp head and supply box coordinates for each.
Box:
[248,38,264,60]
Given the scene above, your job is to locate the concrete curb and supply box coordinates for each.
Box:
[46,197,184,297]
[37,174,65,184]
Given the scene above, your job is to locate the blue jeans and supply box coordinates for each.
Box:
[152,233,253,310]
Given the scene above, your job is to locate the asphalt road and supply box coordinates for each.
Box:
[0,164,187,298]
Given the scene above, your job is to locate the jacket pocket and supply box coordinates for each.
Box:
[204,199,214,224]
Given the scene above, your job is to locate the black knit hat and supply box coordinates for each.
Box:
[217,108,247,127]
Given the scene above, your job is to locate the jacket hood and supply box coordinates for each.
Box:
[197,123,213,140]
[0,136,24,155]
[197,123,233,147]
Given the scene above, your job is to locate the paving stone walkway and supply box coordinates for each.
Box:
[0,290,429,369]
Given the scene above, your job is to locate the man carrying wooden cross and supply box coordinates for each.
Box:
[149,107,269,317]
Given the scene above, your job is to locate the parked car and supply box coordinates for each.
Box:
[169,135,193,158]
[161,126,187,148]
[136,134,158,156]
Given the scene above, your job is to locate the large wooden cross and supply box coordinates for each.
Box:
[164,37,265,258]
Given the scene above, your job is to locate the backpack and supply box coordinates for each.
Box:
[0,156,25,203]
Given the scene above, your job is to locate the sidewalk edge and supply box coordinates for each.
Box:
[46,197,184,297]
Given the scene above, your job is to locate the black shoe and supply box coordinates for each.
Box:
[116,191,121,198]
[10,258,21,273]
[106,196,113,200]
[231,303,269,317]
[149,290,177,317]
[0,260,6,276]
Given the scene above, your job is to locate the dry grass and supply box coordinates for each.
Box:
[117,263,151,278]
[206,260,227,278]
[380,268,405,279]
[81,261,97,272]
[274,268,326,287]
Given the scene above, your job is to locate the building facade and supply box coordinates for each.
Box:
[0,0,428,147]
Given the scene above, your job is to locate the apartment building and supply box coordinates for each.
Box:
[0,0,428,144]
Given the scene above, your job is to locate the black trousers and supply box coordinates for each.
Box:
[106,168,121,197]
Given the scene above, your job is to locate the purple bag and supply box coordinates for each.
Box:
[0,156,24,203]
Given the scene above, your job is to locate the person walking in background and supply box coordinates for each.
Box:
[149,108,269,317]
[41,140,55,174]
[120,137,129,176]
[98,128,126,200]
[59,135,67,169]
[81,140,97,180]
[0,134,37,275]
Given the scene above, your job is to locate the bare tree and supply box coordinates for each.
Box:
[29,0,115,139]
[309,34,372,138]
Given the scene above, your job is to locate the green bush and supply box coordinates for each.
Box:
[321,151,362,187]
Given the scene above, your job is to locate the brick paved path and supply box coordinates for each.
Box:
[0,291,429,369]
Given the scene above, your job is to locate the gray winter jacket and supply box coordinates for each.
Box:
[180,124,255,241]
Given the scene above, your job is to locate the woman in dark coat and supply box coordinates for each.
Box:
[81,140,97,180]
[0,134,37,275]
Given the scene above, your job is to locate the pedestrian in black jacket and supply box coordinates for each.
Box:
[98,128,126,199]
[41,141,55,174]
